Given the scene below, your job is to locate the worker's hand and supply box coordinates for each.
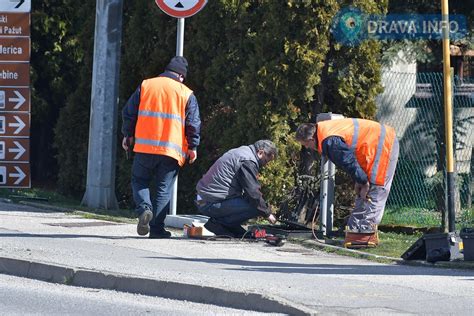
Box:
[355,182,370,200]
[122,136,134,151]
[187,149,197,164]
[267,214,277,224]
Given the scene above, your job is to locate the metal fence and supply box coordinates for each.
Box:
[376,70,473,228]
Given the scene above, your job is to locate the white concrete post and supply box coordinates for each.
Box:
[81,0,123,209]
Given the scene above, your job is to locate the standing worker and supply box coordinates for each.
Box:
[196,140,278,237]
[295,119,399,247]
[122,56,201,238]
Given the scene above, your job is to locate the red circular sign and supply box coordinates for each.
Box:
[155,0,207,18]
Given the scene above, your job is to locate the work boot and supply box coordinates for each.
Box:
[149,228,172,239]
[344,227,379,249]
[137,207,153,236]
[204,218,235,237]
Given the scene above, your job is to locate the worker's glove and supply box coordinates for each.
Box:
[267,214,277,224]
[187,149,197,164]
[354,182,370,200]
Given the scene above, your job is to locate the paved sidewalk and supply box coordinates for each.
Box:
[0,202,473,315]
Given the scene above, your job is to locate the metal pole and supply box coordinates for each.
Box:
[319,156,329,236]
[169,18,185,216]
[441,0,456,232]
[317,113,343,237]
[319,156,335,236]
[327,160,335,233]
[176,18,185,56]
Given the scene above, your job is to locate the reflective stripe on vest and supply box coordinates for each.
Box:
[350,118,359,151]
[317,118,395,186]
[138,110,185,125]
[370,123,386,184]
[135,138,186,158]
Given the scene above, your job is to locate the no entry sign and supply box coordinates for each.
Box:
[155,0,207,18]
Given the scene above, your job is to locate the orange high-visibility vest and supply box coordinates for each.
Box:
[133,76,193,166]
[316,118,396,186]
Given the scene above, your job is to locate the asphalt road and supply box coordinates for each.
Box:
[0,273,281,316]
[0,202,473,315]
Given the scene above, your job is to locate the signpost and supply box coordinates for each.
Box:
[0,0,30,188]
[155,0,207,216]
[0,37,30,61]
[0,88,29,111]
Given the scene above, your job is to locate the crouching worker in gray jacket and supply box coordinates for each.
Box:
[196,140,278,237]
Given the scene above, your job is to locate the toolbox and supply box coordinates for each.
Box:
[423,232,463,262]
[460,228,474,261]
[401,235,426,260]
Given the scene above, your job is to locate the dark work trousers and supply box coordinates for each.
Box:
[197,197,261,228]
[131,153,179,233]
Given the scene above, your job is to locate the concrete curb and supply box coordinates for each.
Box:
[0,256,313,315]
[300,239,474,270]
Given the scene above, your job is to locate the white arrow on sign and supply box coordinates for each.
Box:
[8,141,26,160]
[10,166,26,185]
[9,91,26,110]
[8,116,26,134]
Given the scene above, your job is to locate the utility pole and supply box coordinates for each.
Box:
[82,0,123,209]
[441,0,456,232]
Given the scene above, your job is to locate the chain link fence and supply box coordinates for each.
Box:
[376,70,473,228]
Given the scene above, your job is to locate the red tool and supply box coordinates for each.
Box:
[252,228,267,239]
[250,227,285,246]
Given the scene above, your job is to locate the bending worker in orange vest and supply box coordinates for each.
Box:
[122,56,201,238]
[295,119,399,246]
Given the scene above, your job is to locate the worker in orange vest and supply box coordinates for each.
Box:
[122,56,201,238]
[295,119,399,247]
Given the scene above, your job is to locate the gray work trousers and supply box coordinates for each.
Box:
[347,138,399,232]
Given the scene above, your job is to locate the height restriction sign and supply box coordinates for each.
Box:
[155,0,207,18]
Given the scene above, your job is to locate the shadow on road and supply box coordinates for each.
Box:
[146,256,474,277]
[0,232,139,240]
